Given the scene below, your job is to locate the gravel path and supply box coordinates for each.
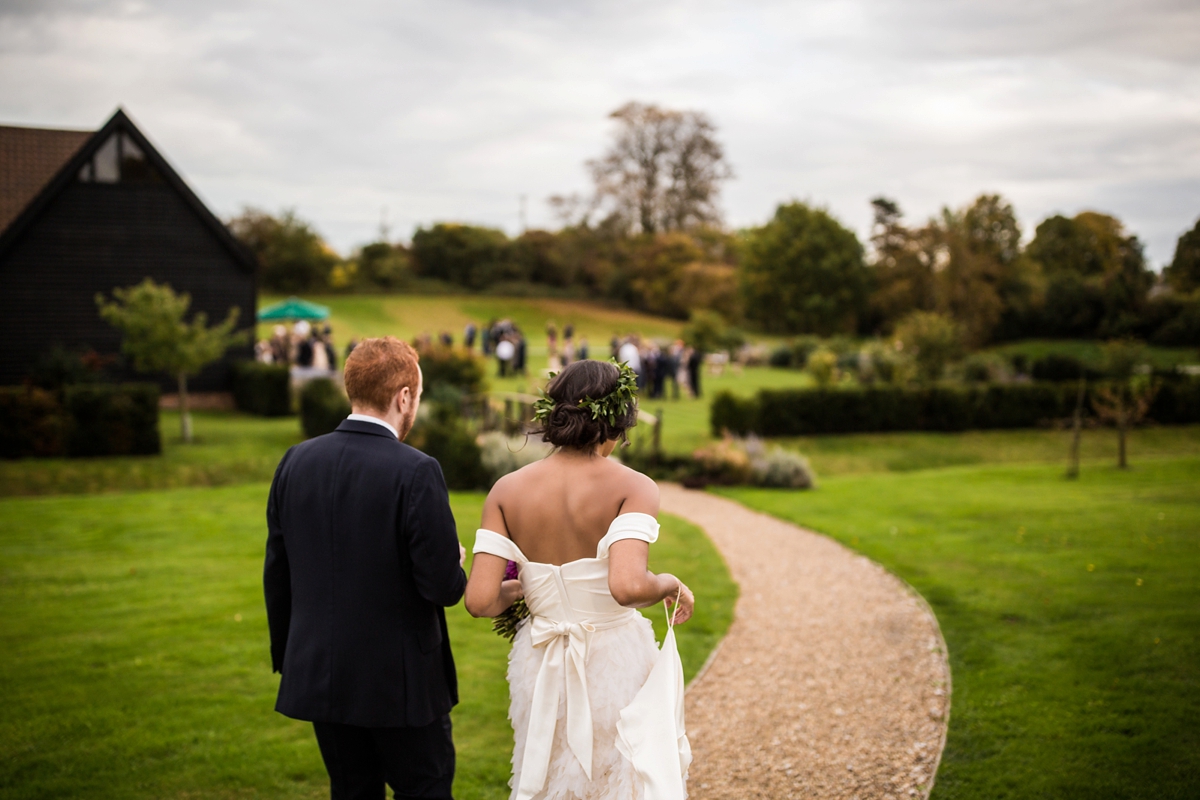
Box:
[660,484,951,800]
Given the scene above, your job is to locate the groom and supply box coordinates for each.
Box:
[265,336,467,799]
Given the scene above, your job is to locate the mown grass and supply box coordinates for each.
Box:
[5,408,1200,498]
[0,486,733,800]
[0,412,303,497]
[720,457,1200,799]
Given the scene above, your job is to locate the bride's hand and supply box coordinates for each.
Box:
[500,579,524,608]
[665,579,694,625]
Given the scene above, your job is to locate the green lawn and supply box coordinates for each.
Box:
[0,486,733,800]
[0,411,304,497]
[720,456,1200,799]
[6,408,1200,498]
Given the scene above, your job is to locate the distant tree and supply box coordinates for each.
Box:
[1027,211,1152,338]
[892,310,962,382]
[1165,217,1200,293]
[866,197,939,332]
[228,208,339,293]
[511,230,574,287]
[96,279,246,443]
[626,232,706,318]
[588,102,732,235]
[936,195,1040,346]
[740,202,868,335]
[410,223,514,289]
[681,309,744,355]
[355,241,412,290]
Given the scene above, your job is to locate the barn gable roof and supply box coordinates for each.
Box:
[0,108,255,273]
[0,124,91,233]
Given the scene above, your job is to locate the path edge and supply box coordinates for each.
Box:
[667,484,954,800]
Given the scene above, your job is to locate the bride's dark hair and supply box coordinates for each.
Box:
[531,360,638,449]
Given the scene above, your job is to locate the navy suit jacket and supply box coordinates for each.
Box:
[264,418,466,728]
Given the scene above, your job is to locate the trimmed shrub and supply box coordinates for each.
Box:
[300,379,350,438]
[1149,375,1200,424]
[1031,354,1102,382]
[417,345,487,394]
[768,344,794,368]
[408,415,488,490]
[710,391,758,436]
[0,387,71,458]
[64,384,160,456]
[231,361,292,416]
[720,383,1085,437]
[719,378,1200,437]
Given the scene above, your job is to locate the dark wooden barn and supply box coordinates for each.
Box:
[0,108,256,392]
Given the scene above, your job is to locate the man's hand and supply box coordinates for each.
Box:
[459,543,467,568]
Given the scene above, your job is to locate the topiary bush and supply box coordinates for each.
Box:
[64,384,160,456]
[0,387,71,458]
[299,378,350,438]
[231,361,292,416]
[407,405,488,490]
[416,345,487,395]
[718,383,1089,436]
[1031,354,1103,382]
[710,391,758,436]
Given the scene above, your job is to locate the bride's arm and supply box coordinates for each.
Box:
[607,474,694,623]
[464,485,524,618]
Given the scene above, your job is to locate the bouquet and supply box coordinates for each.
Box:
[491,560,529,641]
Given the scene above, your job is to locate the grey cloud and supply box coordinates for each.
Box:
[0,0,1197,263]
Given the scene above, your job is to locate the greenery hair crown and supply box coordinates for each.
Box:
[532,358,639,427]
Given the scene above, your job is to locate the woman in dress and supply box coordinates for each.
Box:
[465,359,694,800]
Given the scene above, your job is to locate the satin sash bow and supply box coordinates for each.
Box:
[516,617,598,800]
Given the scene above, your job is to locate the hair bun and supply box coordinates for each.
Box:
[533,360,638,450]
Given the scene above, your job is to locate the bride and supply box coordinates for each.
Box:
[465,359,695,800]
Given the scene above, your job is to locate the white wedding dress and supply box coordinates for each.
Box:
[473,512,691,800]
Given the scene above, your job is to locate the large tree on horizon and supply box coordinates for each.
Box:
[583,102,733,235]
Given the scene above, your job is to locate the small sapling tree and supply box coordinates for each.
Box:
[1091,339,1157,469]
[97,279,246,443]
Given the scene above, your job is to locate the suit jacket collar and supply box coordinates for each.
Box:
[336,418,400,441]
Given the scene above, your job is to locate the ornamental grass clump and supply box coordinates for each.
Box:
[478,431,552,486]
[744,436,817,489]
[691,434,816,489]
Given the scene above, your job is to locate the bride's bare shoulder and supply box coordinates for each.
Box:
[607,457,659,514]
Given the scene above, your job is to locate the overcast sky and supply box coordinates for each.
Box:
[2,0,1199,266]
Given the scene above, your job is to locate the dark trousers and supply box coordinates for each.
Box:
[312,715,455,800]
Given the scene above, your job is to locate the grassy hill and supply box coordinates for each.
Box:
[257,293,692,359]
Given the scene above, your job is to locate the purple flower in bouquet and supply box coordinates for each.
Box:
[492,560,529,641]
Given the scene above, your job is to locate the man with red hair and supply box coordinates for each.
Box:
[265,337,466,799]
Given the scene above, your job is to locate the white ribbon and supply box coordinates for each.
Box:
[516,617,597,800]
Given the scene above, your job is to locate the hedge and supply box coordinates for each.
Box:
[712,378,1200,437]
[64,384,161,457]
[300,378,351,439]
[0,387,71,458]
[232,361,292,416]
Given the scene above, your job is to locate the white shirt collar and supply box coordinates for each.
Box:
[346,413,399,439]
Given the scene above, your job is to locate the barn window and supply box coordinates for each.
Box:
[77,130,163,185]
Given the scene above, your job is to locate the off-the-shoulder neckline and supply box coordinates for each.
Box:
[476,511,658,566]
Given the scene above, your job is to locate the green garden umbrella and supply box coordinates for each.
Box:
[257,296,330,322]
